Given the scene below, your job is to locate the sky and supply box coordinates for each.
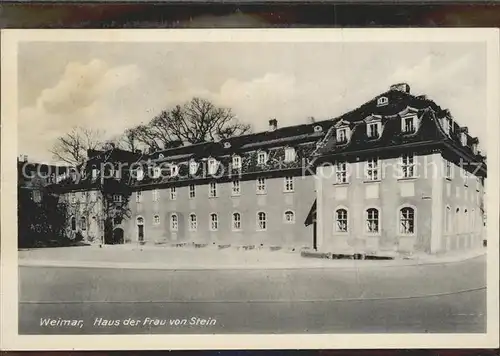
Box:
[17,41,487,164]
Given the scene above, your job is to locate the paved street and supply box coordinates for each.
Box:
[19,255,486,334]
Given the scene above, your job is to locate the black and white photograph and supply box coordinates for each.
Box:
[1,29,499,350]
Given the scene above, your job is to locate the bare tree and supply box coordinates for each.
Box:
[50,126,104,165]
[117,128,140,152]
[136,98,251,149]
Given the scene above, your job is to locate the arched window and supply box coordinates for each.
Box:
[170,213,178,231]
[232,212,241,231]
[257,212,267,231]
[399,207,415,235]
[445,206,452,234]
[153,214,160,225]
[335,208,348,232]
[284,210,295,224]
[70,216,76,231]
[366,208,379,233]
[189,214,197,231]
[136,216,144,225]
[80,216,87,231]
[210,213,218,231]
[377,96,388,107]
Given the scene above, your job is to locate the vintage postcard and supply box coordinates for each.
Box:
[1,28,499,350]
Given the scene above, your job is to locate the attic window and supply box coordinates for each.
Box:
[314,125,323,133]
[136,168,144,181]
[441,117,452,135]
[224,142,231,149]
[377,96,388,107]
[336,127,349,143]
[208,158,219,175]
[232,155,242,169]
[367,122,381,139]
[170,164,179,177]
[158,154,164,159]
[257,151,268,165]
[402,115,417,134]
[153,167,161,178]
[461,133,468,146]
[284,147,296,162]
[189,161,198,175]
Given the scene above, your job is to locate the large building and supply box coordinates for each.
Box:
[37,83,486,255]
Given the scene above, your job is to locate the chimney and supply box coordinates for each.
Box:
[268,118,278,132]
[390,83,411,93]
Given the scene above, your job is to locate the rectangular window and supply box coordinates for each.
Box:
[400,153,416,178]
[113,194,122,203]
[32,190,41,203]
[92,169,98,179]
[336,209,348,232]
[256,177,266,194]
[232,155,242,169]
[257,152,267,165]
[232,180,241,196]
[209,182,217,198]
[337,128,348,143]
[170,165,179,177]
[136,191,142,203]
[284,176,294,192]
[335,162,348,184]
[153,167,161,178]
[365,158,379,181]
[367,123,380,138]
[208,159,218,175]
[445,160,452,179]
[170,187,177,200]
[152,189,159,202]
[189,184,196,199]
[210,213,218,231]
[284,148,296,162]
[189,161,198,176]
[402,116,416,133]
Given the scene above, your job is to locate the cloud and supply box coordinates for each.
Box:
[18,59,141,163]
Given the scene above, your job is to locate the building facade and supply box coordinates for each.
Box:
[34,83,486,255]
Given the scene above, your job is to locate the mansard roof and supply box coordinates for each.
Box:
[313,87,486,174]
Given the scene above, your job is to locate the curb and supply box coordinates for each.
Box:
[18,251,486,271]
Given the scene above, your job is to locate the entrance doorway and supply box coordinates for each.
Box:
[137,216,145,243]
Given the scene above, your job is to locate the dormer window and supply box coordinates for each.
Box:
[284,147,296,162]
[224,142,231,149]
[232,155,242,169]
[170,164,179,177]
[208,158,219,175]
[92,168,98,179]
[472,143,478,155]
[314,125,323,133]
[402,115,417,134]
[441,117,452,135]
[336,127,349,143]
[158,153,164,159]
[136,168,144,181]
[367,122,381,139]
[377,96,388,107]
[189,160,198,176]
[461,133,468,146]
[153,167,161,178]
[257,151,268,165]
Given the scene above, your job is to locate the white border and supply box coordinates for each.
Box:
[1,28,499,350]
